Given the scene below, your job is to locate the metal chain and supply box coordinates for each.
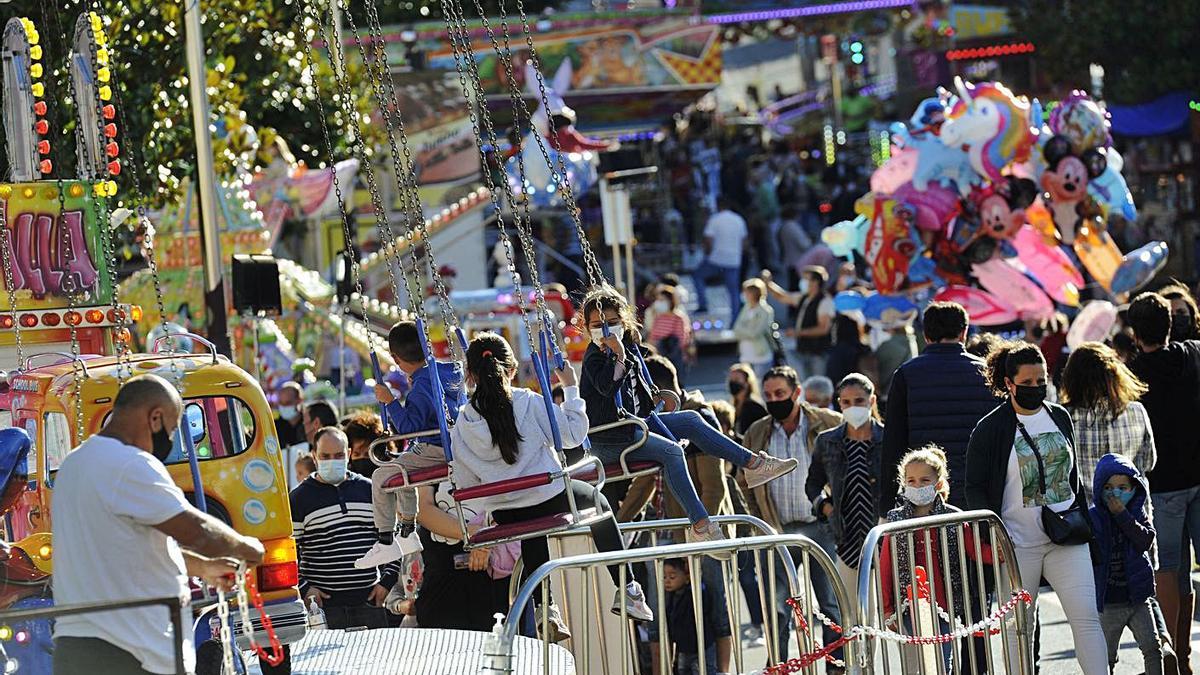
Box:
[0,201,23,368]
[215,585,235,675]
[439,0,536,356]
[508,0,608,287]
[235,566,254,654]
[293,1,379,358]
[357,0,463,355]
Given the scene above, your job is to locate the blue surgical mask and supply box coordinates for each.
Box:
[279,405,300,421]
[317,458,347,484]
[1104,486,1135,506]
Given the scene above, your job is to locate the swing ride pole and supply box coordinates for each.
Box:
[183,0,232,357]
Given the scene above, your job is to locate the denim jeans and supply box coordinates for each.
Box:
[590,427,709,524]
[674,644,719,675]
[1099,599,1163,675]
[653,410,755,468]
[692,260,742,318]
[1151,485,1200,580]
[771,521,843,661]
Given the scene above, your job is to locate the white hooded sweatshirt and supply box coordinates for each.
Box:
[450,386,591,510]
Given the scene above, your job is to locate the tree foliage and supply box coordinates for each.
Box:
[1011,0,1199,104]
[2,0,381,206]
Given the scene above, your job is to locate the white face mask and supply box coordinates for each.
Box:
[904,484,938,506]
[317,458,347,484]
[590,323,624,344]
[279,405,300,421]
[653,300,670,313]
[799,279,810,294]
[842,406,872,429]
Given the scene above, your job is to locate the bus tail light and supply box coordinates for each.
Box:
[256,538,299,592]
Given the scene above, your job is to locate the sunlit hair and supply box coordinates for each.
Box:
[580,285,641,340]
[728,362,762,401]
[708,399,736,436]
[983,340,1045,397]
[1060,342,1148,419]
[898,444,950,500]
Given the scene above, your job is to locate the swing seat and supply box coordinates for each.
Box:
[469,508,599,546]
[453,473,557,502]
[381,465,451,491]
[572,460,660,484]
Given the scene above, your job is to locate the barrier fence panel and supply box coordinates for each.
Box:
[0,595,187,674]
[485,528,860,675]
[854,510,1034,675]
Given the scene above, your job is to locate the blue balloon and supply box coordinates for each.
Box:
[1089,163,1138,223]
[834,291,866,313]
[906,256,944,289]
[1111,241,1169,295]
[864,293,918,322]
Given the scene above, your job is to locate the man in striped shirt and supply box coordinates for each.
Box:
[290,427,399,628]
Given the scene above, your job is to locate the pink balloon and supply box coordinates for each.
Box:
[1012,225,1083,306]
[934,285,1019,326]
[892,182,961,234]
[973,258,1055,321]
[871,147,917,195]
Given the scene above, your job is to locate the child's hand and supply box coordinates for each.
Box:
[602,334,626,362]
[821,502,834,518]
[1106,493,1126,514]
[558,361,578,388]
[374,383,395,404]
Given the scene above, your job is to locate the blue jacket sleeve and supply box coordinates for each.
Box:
[1113,509,1155,553]
[386,392,439,437]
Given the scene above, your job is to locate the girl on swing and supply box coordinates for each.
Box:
[578,286,799,551]
[450,332,653,642]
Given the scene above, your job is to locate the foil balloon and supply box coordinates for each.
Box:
[1048,91,1111,155]
[1110,241,1169,296]
[821,217,868,258]
[1040,135,1107,245]
[1073,225,1124,291]
[834,291,867,313]
[871,144,917,194]
[1088,147,1137,222]
[862,198,920,294]
[940,78,1036,185]
[863,293,918,326]
[934,285,1019,326]
[892,181,961,233]
[1012,225,1083,306]
[972,257,1055,321]
[1066,300,1119,351]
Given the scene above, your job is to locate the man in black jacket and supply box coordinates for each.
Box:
[881,302,999,511]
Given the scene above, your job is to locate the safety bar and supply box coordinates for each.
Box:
[21,352,91,377]
[856,509,1031,675]
[153,331,221,365]
[0,596,186,675]
[455,455,604,503]
[367,428,442,467]
[582,416,650,478]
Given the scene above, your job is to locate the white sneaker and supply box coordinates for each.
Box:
[687,520,734,561]
[610,581,654,622]
[354,540,403,569]
[742,451,799,489]
[535,603,572,643]
[396,531,424,556]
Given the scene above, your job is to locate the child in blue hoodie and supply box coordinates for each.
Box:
[1089,453,1163,675]
[355,320,466,568]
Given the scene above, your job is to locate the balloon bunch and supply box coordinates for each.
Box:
[822,79,1167,328]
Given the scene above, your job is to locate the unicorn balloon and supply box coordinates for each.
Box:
[939,78,1037,185]
[891,96,980,195]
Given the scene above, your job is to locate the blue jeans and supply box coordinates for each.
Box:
[1151,486,1200,590]
[692,260,742,318]
[590,427,709,524]
[674,644,718,675]
[653,410,755,468]
[772,521,842,661]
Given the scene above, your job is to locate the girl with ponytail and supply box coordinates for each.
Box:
[449,332,653,641]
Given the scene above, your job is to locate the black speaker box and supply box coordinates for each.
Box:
[231,254,282,316]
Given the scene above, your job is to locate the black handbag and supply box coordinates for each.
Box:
[1016,414,1093,546]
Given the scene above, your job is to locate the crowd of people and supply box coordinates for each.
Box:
[260,270,1200,674]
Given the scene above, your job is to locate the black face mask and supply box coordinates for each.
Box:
[349,458,376,478]
[1170,313,1194,342]
[766,398,795,421]
[1013,384,1047,411]
[727,381,745,397]
[151,425,175,463]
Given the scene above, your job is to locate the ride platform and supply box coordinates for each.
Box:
[247,627,575,674]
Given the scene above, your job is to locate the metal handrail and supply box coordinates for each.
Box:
[152,331,221,365]
[585,416,650,477]
[855,509,1031,674]
[21,352,91,377]
[0,596,186,674]
[494,533,860,673]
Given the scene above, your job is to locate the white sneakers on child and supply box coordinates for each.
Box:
[354,532,422,569]
[610,581,655,622]
[535,603,572,643]
[687,519,734,560]
[742,451,799,489]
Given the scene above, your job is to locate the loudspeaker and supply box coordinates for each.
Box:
[231,254,282,316]
[598,146,656,186]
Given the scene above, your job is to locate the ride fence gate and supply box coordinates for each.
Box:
[485,509,1034,675]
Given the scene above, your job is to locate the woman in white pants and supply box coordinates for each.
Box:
[964,341,1108,674]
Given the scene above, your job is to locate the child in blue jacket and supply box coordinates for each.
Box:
[355,321,466,568]
[1089,453,1163,674]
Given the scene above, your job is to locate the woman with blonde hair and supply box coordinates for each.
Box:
[726,363,768,437]
[1059,341,1155,500]
[732,278,776,380]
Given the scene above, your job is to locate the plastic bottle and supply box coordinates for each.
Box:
[479,612,512,673]
[306,598,327,631]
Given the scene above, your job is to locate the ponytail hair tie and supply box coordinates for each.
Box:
[481,350,494,359]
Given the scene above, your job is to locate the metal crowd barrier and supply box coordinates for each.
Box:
[486,527,858,675]
[855,510,1033,675]
[0,595,187,674]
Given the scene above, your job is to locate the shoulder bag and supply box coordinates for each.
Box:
[1015,411,1092,546]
